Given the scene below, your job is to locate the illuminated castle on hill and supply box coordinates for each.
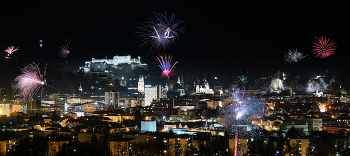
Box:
[80,55,148,73]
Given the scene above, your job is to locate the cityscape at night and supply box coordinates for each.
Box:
[1,1,350,156]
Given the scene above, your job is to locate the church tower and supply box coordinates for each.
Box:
[78,83,83,92]
[120,75,126,86]
[138,74,144,93]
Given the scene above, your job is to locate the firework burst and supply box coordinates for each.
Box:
[39,39,43,47]
[60,39,71,57]
[4,46,19,55]
[218,77,270,137]
[155,54,179,77]
[312,36,336,58]
[284,49,307,63]
[13,63,45,99]
[137,11,185,52]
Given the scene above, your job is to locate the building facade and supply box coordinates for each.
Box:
[144,85,157,107]
[105,91,119,108]
[138,75,144,93]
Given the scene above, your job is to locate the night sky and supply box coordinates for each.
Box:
[1,1,349,77]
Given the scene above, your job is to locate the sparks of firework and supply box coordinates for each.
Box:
[284,49,307,63]
[312,36,336,58]
[39,39,43,47]
[13,63,45,99]
[60,39,71,57]
[219,88,266,134]
[218,76,271,135]
[155,54,179,77]
[4,46,19,55]
[137,11,185,51]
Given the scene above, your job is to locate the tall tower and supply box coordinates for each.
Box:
[180,74,184,89]
[105,91,119,108]
[138,74,144,93]
[79,83,83,92]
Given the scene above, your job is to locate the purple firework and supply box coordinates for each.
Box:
[13,63,45,99]
[137,11,185,52]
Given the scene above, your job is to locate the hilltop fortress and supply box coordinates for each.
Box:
[80,55,148,73]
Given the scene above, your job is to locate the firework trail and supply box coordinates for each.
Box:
[4,46,19,55]
[60,39,71,57]
[13,63,45,99]
[137,11,185,52]
[284,49,307,63]
[312,36,336,58]
[155,54,179,77]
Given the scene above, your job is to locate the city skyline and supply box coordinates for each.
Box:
[1,2,350,155]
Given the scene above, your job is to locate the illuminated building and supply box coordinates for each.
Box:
[80,55,148,73]
[53,94,67,115]
[163,83,168,98]
[144,85,157,106]
[328,95,339,106]
[0,138,17,155]
[168,136,191,156]
[48,139,74,156]
[110,138,136,156]
[65,119,82,129]
[78,132,101,143]
[125,96,141,108]
[105,115,123,123]
[123,133,149,142]
[105,114,135,123]
[0,104,11,116]
[105,91,119,108]
[83,104,109,114]
[11,104,22,113]
[26,100,41,114]
[289,137,309,156]
[229,138,248,155]
[9,112,25,117]
[78,83,83,92]
[303,118,322,131]
[141,121,156,132]
[138,74,144,93]
[195,79,214,94]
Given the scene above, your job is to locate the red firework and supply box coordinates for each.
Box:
[312,36,336,58]
[60,39,71,57]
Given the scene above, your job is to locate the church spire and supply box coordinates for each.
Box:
[79,83,83,91]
